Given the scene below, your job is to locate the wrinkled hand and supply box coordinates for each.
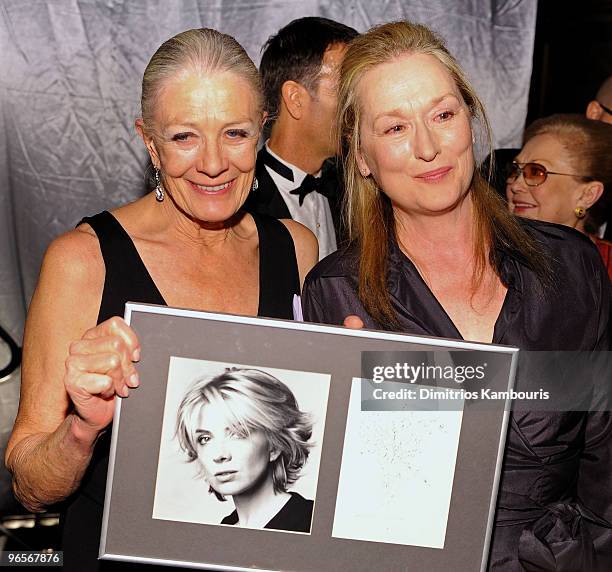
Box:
[64,317,140,434]
[343,315,365,329]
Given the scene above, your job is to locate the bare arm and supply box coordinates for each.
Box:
[7,416,102,512]
[279,219,318,288]
[5,230,140,511]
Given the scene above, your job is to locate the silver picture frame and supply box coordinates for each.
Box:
[99,302,518,571]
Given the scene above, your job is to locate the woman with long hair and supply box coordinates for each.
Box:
[303,21,611,570]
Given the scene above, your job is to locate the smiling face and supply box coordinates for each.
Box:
[141,69,262,223]
[195,403,274,498]
[506,133,590,227]
[355,53,475,219]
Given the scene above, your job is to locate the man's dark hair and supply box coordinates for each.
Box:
[260,17,358,121]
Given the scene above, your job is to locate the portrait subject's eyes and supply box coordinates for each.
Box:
[196,433,211,445]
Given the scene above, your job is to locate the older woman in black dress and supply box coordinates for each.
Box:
[303,21,611,570]
[6,28,317,571]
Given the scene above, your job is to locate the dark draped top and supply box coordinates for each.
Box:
[221,492,314,533]
[303,218,612,571]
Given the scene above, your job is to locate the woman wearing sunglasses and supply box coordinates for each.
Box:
[506,114,612,279]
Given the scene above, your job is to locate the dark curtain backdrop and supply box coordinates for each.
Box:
[0,0,537,342]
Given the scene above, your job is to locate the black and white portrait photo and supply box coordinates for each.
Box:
[153,358,331,534]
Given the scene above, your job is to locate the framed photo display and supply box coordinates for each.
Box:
[100,303,518,571]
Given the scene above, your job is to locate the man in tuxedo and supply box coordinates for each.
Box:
[245,17,358,259]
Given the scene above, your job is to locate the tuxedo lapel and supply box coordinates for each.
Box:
[245,148,348,246]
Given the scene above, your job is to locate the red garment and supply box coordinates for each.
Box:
[595,237,612,282]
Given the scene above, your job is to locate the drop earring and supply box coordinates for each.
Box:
[251,177,258,192]
[154,167,165,202]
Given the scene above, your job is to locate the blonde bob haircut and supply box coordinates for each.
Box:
[337,20,550,327]
[140,28,264,135]
[176,368,312,501]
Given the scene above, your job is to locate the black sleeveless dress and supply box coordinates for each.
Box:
[61,210,300,571]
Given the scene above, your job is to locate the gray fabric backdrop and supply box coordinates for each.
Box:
[0,0,537,342]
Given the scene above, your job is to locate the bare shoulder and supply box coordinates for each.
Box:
[279,218,318,250]
[34,225,105,335]
[279,219,319,286]
[41,225,104,288]
[31,223,105,344]
[49,223,102,262]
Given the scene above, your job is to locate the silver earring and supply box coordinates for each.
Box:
[251,177,258,192]
[154,167,165,202]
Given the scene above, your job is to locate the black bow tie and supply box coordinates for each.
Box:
[290,174,325,206]
[259,146,340,206]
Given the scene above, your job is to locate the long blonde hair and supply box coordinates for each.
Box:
[337,21,549,327]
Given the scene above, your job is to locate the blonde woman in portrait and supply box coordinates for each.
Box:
[176,368,314,533]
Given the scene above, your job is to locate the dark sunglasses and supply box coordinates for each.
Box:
[506,162,593,187]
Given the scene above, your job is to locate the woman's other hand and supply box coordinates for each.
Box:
[343,315,364,329]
